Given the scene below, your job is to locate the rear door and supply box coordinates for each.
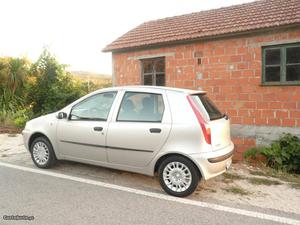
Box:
[190,94,231,151]
[106,91,171,167]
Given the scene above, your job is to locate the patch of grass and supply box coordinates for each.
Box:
[223,173,245,180]
[274,173,300,184]
[8,133,17,137]
[249,167,300,187]
[249,170,267,177]
[224,187,250,196]
[263,171,300,187]
[248,177,282,186]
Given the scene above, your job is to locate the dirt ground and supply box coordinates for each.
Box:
[1,133,299,215]
[0,126,22,134]
[195,163,300,214]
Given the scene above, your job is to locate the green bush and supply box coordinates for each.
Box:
[0,110,13,126]
[0,49,111,129]
[243,133,300,174]
[243,147,261,160]
[12,108,33,128]
[26,49,83,117]
[0,89,24,113]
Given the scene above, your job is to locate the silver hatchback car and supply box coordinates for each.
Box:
[22,86,234,197]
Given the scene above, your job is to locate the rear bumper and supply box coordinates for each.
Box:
[207,150,233,163]
[190,142,234,180]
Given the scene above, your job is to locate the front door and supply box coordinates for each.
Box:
[106,91,171,167]
[57,91,117,162]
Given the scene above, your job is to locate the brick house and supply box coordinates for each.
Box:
[103,0,300,160]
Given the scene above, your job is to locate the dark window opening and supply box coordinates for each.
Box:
[141,58,165,86]
[265,67,280,82]
[263,43,300,85]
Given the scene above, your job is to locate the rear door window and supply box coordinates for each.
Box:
[191,94,224,121]
[117,92,164,122]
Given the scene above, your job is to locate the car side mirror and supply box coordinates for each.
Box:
[57,112,68,119]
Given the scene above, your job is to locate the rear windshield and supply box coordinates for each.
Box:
[193,94,224,121]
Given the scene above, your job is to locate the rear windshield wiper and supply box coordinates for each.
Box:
[223,113,229,120]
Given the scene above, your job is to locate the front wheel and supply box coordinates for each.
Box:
[30,137,57,168]
[158,156,200,197]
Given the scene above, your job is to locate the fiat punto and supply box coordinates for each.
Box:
[22,86,234,197]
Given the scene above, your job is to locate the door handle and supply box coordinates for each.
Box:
[94,127,103,132]
[149,128,161,133]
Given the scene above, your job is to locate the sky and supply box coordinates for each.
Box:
[0,0,255,75]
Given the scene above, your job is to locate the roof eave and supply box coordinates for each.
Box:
[102,23,300,53]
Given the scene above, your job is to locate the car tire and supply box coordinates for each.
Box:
[30,136,57,169]
[158,155,200,197]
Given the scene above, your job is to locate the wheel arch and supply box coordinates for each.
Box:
[28,132,56,159]
[154,153,203,179]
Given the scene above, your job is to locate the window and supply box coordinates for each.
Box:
[70,92,117,121]
[191,94,224,121]
[141,57,165,86]
[262,43,300,85]
[117,92,164,122]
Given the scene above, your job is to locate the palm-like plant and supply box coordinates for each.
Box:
[0,57,30,113]
[8,58,29,95]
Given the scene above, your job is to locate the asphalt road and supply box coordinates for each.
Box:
[1,165,296,225]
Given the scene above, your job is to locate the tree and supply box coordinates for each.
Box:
[0,57,30,112]
[8,58,30,95]
[28,49,82,116]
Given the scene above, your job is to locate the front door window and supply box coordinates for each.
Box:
[70,92,117,121]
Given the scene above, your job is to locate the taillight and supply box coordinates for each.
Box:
[206,127,211,145]
[187,96,212,145]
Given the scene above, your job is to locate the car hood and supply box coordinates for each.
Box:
[25,112,58,130]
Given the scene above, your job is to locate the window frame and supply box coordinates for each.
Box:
[69,91,117,121]
[141,57,165,86]
[116,91,165,123]
[262,42,300,86]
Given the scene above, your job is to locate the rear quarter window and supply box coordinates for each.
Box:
[191,94,223,121]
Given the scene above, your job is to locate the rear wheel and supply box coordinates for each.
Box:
[30,137,57,168]
[158,156,200,197]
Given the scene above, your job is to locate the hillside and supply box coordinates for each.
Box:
[70,71,112,86]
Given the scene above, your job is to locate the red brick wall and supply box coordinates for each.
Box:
[112,27,300,157]
[232,137,256,161]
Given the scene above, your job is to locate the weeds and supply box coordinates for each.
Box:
[223,173,245,180]
[249,167,300,187]
[289,183,300,189]
[224,187,250,196]
[244,134,300,173]
[248,177,282,186]
[249,170,266,176]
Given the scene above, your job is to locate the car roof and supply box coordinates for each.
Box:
[95,85,206,95]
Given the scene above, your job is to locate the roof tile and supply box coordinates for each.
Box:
[103,0,300,52]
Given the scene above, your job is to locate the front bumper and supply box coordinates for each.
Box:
[190,142,234,180]
[22,129,31,151]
